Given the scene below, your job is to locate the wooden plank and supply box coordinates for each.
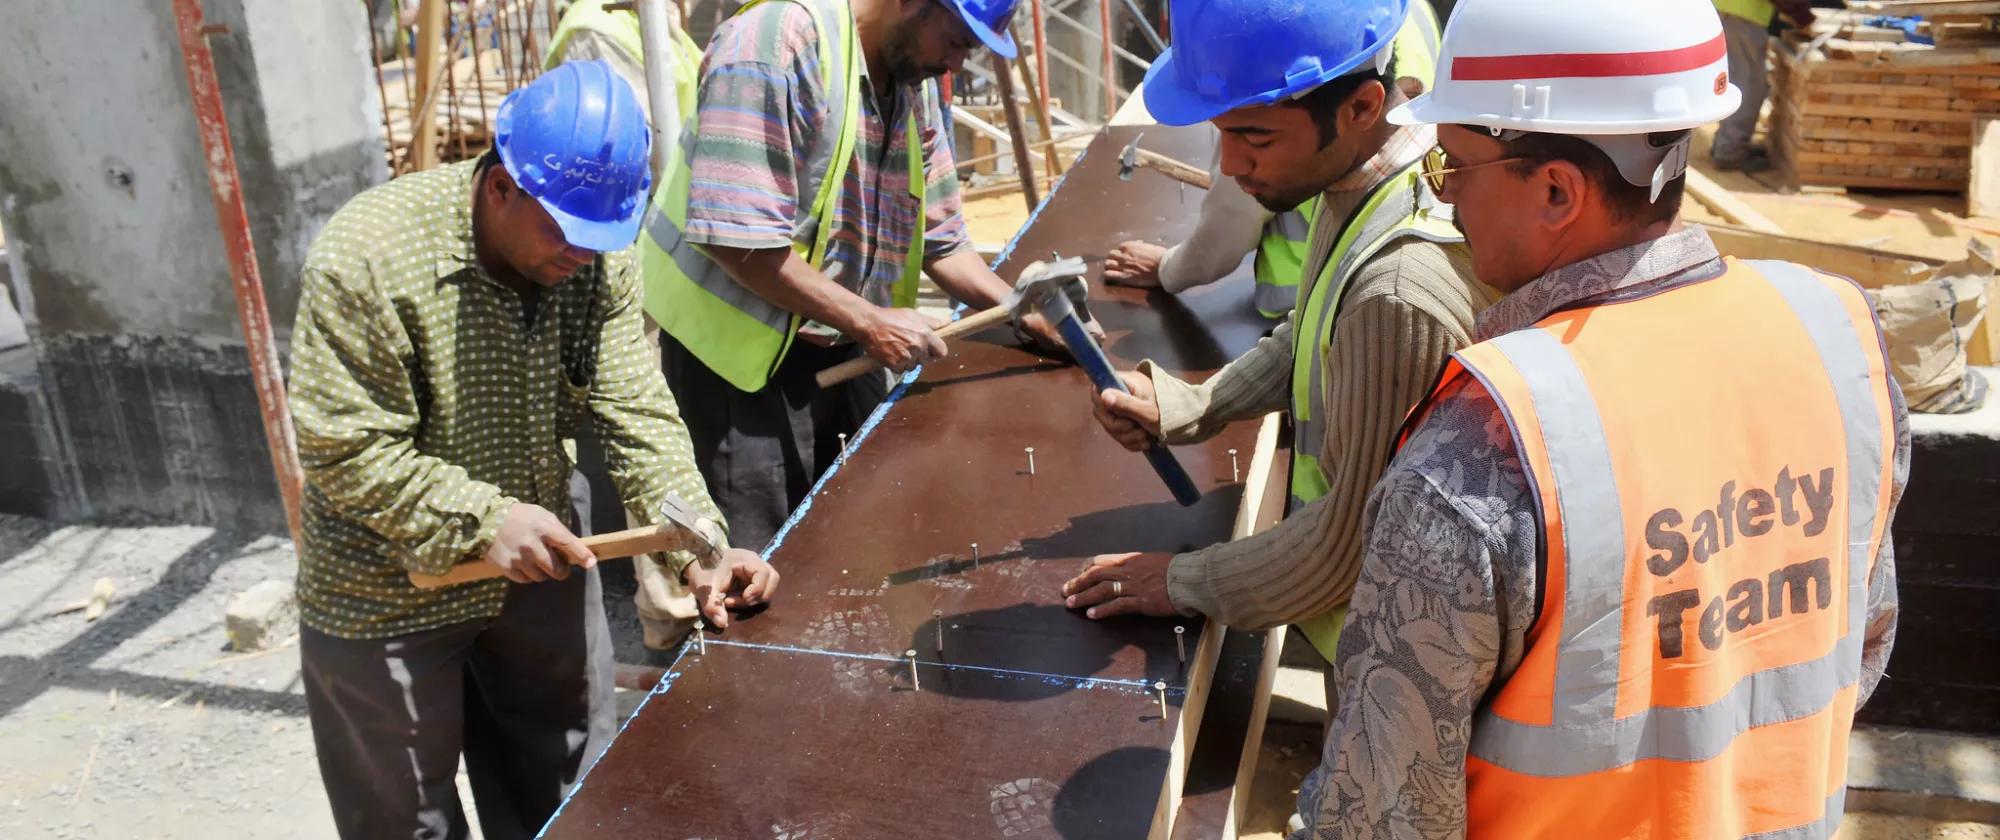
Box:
[410,0,447,172]
[1684,168,1786,235]
[1970,115,2000,218]
[1848,0,2000,16]
[1795,172,1969,190]
[1703,223,1939,289]
[1795,151,1971,168]
[1223,626,1286,839]
[1146,411,1283,840]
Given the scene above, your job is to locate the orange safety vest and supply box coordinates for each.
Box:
[1402,258,1897,839]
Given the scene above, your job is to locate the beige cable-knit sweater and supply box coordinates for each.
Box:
[1141,220,1495,632]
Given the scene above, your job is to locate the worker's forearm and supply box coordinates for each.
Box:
[924,249,1012,309]
[1166,490,1357,627]
[1137,320,1294,444]
[704,244,881,338]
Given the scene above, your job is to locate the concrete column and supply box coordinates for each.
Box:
[0,0,387,529]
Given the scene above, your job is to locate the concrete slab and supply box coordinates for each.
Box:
[1852,725,2000,824]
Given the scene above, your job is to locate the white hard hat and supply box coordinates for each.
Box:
[1388,0,1742,197]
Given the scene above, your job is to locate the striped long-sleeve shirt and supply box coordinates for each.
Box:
[681,0,970,307]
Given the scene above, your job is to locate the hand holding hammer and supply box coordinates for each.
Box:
[815,263,1099,389]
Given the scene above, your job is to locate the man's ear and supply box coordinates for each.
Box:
[1537,160,1589,232]
[1341,79,1388,137]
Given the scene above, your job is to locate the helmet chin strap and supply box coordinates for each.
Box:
[1485,127,1692,204]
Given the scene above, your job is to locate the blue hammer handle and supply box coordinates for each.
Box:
[1053,311,1203,507]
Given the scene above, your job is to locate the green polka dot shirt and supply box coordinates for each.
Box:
[288,159,724,639]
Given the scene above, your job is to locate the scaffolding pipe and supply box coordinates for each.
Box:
[1099,0,1114,119]
[1032,0,1051,110]
[166,0,305,544]
[636,0,682,179]
[990,53,1040,210]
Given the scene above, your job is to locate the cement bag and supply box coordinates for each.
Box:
[1867,242,1991,414]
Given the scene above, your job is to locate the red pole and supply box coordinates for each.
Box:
[167,0,305,544]
[1099,0,1115,119]
[1032,0,1050,111]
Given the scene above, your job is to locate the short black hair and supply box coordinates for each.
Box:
[1277,68,1392,148]
[1500,131,1691,226]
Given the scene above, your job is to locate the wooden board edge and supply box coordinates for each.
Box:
[1685,168,1787,235]
[1221,625,1288,840]
[1147,412,1285,840]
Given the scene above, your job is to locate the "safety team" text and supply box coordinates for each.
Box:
[1642,467,1839,659]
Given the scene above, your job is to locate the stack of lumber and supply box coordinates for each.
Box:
[1771,0,2000,192]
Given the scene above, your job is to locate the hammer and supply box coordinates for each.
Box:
[814,265,1096,389]
[1119,133,1213,190]
[408,495,726,589]
[1018,256,1202,507]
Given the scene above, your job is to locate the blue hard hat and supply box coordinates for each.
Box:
[1141,0,1410,126]
[939,0,1020,59]
[493,60,653,252]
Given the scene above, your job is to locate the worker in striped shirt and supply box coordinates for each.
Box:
[636,0,1066,553]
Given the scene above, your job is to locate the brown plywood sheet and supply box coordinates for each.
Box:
[544,124,1271,839]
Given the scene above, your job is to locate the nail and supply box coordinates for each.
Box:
[696,620,707,655]
[838,433,849,453]
[934,610,945,654]
[907,649,921,692]
[1174,625,1186,664]
[1229,449,1240,483]
[1155,681,1168,721]
[971,542,980,568]
[1025,447,1036,475]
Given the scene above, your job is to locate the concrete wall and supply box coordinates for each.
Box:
[0,0,386,530]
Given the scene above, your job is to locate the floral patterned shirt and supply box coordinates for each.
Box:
[1294,226,1908,838]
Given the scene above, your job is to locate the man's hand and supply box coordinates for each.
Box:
[484,502,594,583]
[1093,369,1162,452]
[857,307,947,373]
[685,547,781,630]
[1013,310,1074,354]
[1061,552,1177,619]
[1104,241,1167,288]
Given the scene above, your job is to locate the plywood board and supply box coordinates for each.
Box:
[542,124,1278,839]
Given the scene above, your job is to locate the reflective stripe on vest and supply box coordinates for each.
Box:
[1286,164,1464,662]
[1415,259,1895,839]
[638,0,927,392]
[1252,196,1319,318]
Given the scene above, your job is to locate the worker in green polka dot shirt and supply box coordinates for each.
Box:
[286,63,777,839]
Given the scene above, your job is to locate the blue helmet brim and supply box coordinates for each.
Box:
[542,194,646,254]
[943,0,1018,59]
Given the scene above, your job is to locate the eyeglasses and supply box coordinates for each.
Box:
[1419,146,1525,194]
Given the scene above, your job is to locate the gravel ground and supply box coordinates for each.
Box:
[0,513,653,840]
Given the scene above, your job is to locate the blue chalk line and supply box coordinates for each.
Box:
[705,637,1186,697]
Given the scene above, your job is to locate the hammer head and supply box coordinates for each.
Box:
[1009,256,1094,324]
[657,494,726,570]
[1118,133,1144,182]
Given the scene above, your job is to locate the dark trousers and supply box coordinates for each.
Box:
[301,569,615,840]
[660,332,890,552]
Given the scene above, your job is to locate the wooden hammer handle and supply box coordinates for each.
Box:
[407,523,710,590]
[813,304,1017,389]
[1136,149,1213,190]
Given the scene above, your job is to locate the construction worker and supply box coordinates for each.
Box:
[1294,0,1904,836]
[640,0,1063,552]
[288,62,778,840]
[1711,0,1817,171]
[1061,0,1485,703]
[544,0,704,140]
[545,0,714,650]
[1103,2,1443,319]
